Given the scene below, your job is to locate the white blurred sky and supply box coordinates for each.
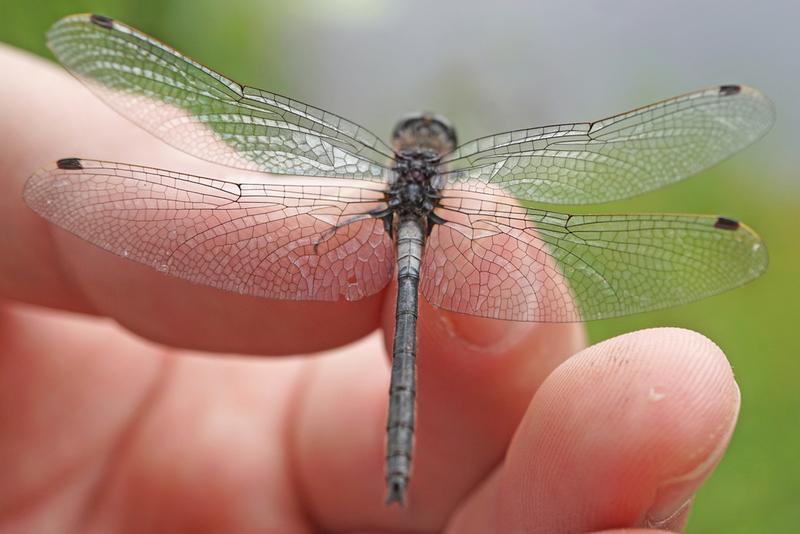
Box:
[272,0,797,183]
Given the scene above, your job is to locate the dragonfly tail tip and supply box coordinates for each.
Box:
[385,477,407,506]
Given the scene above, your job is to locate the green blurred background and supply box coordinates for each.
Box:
[2,0,797,531]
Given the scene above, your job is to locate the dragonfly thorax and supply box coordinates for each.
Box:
[383,113,456,224]
[389,150,443,218]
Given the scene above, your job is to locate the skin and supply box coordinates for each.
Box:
[0,44,741,533]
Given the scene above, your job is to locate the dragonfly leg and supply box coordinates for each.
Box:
[311,212,377,254]
[427,211,447,236]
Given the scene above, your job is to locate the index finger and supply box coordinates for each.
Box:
[0,44,384,355]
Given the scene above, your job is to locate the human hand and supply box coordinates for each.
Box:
[0,44,740,533]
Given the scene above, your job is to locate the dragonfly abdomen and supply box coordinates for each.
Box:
[385,215,424,505]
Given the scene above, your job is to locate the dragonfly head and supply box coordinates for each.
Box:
[391,112,457,158]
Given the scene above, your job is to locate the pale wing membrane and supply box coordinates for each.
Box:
[422,194,767,321]
[47,15,392,180]
[24,159,393,301]
[440,86,774,204]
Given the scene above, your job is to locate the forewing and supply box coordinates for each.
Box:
[47,14,392,180]
[422,193,767,321]
[24,159,393,301]
[440,86,774,204]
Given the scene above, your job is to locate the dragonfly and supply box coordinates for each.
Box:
[25,13,774,506]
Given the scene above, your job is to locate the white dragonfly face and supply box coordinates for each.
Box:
[391,112,458,156]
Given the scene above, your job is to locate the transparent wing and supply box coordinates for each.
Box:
[47,14,393,181]
[439,86,774,204]
[421,192,767,321]
[24,158,394,301]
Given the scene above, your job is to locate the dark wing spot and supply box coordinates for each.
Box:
[56,158,83,170]
[719,85,741,96]
[90,14,115,29]
[714,216,740,230]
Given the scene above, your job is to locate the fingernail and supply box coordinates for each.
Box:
[436,309,534,351]
[644,381,741,527]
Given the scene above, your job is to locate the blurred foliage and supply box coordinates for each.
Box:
[0,0,291,90]
[1,1,798,532]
